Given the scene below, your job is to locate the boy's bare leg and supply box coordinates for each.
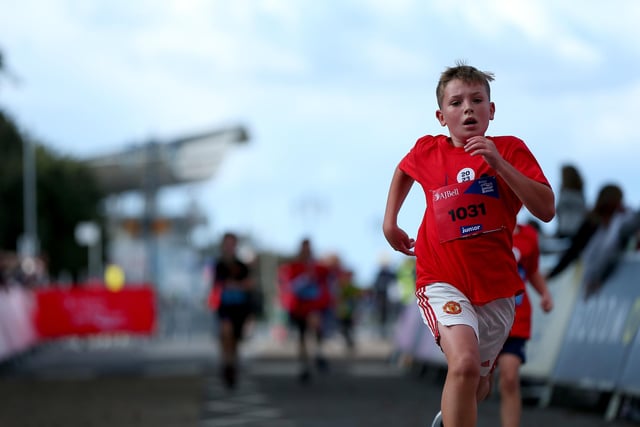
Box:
[439,323,481,427]
[498,353,522,427]
[477,372,493,401]
[219,320,238,388]
[220,320,236,366]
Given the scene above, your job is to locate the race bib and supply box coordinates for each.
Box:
[431,176,507,243]
[220,288,249,305]
[291,275,321,301]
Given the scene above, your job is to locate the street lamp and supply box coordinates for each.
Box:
[19,138,38,258]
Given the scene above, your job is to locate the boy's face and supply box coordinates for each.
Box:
[436,79,495,147]
[221,235,237,257]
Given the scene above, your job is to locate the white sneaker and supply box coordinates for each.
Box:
[431,410,443,427]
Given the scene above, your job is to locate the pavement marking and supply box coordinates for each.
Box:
[143,362,206,377]
[38,368,98,380]
[200,375,296,427]
[247,360,404,378]
[349,363,405,377]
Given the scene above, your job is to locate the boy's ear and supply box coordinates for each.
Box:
[489,102,495,120]
[436,110,446,126]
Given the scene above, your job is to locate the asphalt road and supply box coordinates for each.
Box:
[0,327,638,427]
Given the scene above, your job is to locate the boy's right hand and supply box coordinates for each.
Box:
[383,226,415,256]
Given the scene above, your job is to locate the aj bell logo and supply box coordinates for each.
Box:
[433,188,459,201]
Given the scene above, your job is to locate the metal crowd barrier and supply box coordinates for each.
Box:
[391,252,640,421]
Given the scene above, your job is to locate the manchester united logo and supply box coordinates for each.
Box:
[443,301,462,314]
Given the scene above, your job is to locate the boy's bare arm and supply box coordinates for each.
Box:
[529,270,553,312]
[495,159,555,222]
[383,167,416,256]
[465,136,555,222]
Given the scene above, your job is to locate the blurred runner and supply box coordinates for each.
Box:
[207,232,254,389]
[335,269,360,354]
[278,238,334,383]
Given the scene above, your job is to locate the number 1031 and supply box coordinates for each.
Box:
[448,203,486,222]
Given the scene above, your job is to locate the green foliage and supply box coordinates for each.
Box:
[0,109,106,281]
[0,112,24,249]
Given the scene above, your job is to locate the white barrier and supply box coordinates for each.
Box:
[618,312,640,396]
[521,258,584,379]
[393,300,446,367]
[0,286,38,363]
[390,253,640,421]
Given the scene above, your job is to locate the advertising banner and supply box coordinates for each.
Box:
[34,285,156,338]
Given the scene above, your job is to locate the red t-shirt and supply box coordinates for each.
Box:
[278,261,333,317]
[510,223,540,339]
[399,134,550,305]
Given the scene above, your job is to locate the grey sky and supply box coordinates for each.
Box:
[1,0,639,283]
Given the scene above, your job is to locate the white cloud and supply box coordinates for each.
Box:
[574,80,640,154]
[432,0,603,65]
[362,0,421,20]
[361,39,432,79]
[551,1,640,50]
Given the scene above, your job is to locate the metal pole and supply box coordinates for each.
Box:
[22,138,38,257]
[144,140,159,288]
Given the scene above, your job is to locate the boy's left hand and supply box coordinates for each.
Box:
[540,292,553,313]
[384,225,416,256]
[464,136,503,169]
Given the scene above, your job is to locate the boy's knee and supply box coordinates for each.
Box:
[220,320,234,337]
[448,354,480,380]
[499,372,519,394]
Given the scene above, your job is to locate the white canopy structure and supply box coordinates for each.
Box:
[86,125,249,194]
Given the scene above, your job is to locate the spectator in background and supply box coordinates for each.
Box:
[554,164,587,239]
[207,232,254,389]
[0,251,10,289]
[395,258,417,306]
[584,206,640,293]
[546,183,635,298]
[372,258,396,337]
[278,238,334,383]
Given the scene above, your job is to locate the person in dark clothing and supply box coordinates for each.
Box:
[546,184,623,281]
[546,184,639,298]
[372,261,396,336]
[554,164,587,239]
[208,232,254,389]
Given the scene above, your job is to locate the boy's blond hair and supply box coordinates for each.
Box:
[436,61,495,108]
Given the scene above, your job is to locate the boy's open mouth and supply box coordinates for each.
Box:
[463,118,477,125]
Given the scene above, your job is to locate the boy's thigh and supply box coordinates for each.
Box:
[417,282,479,341]
[417,283,514,375]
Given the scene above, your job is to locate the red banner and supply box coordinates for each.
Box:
[34,285,156,338]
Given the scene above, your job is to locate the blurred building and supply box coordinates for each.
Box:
[82,125,249,299]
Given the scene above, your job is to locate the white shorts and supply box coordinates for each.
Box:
[416,282,515,376]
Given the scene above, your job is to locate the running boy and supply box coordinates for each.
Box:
[383,62,555,427]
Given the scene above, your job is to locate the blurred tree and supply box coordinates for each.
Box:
[0,109,105,281]
[0,112,23,247]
